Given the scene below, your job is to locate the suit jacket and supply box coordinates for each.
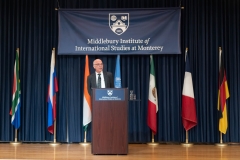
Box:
[87,71,114,96]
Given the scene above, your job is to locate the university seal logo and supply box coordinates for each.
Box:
[109,13,129,35]
[107,90,113,96]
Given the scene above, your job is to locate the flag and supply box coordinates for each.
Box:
[181,50,197,131]
[217,49,230,134]
[47,49,58,134]
[147,55,158,134]
[114,54,121,88]
[83,55,92,131]
[11,49,21,129]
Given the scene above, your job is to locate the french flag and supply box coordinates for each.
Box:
[181,49,197,131]
[47,50,58,134]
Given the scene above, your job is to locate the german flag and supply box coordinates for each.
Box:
[217,49,230,134]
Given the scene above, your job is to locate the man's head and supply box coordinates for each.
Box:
[93,59,103,73]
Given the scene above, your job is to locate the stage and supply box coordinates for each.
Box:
[0,143,239,159]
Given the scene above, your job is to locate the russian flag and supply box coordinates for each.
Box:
[181,49,197,131]
[47,49,58,134]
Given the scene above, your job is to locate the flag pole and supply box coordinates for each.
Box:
[181,48,192,147]
[10,129,22,145]
[84,131,87,143]
[215,47,227,147]
[80,130,90,146]
[215,132,227,146]
[147,55,159,146]
[181,47,196,147]
[49,120,61,145]
[10,48,22,145]
[147,132,159,145]
[220,132,223,144]
[80,54,91,146]
[49,48,61,146]
[181,130,193,147]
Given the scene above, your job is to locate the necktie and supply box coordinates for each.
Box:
[97,74,101,88]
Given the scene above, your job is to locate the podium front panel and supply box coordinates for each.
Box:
[92,88,128,155]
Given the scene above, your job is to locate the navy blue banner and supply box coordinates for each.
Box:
[58,8,181,55]
[95,89,125,101]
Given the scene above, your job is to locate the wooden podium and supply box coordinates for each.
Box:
[92,88,128,155]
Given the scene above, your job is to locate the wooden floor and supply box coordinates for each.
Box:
[0,143,240,159]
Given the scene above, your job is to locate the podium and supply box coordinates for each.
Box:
[92,88,128,155]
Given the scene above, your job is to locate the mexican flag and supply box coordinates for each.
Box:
[147,55,158,134]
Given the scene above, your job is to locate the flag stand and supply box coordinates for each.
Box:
[147,132,159,145]
[181,130,193,147]
[80,131,90,146]
[10,48,21,145]
[81,55,91,146]
[215,47,228,147]
[49,120,61,146]
[215,132,227,147]
[10,129,22,145]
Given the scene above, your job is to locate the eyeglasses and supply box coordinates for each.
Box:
[94,63,103,66]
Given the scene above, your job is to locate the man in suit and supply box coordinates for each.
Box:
[87,59,114,96]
